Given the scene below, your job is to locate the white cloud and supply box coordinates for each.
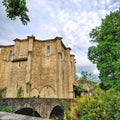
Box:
[0,0,119,74]
[71,0,82,3]
[76,56,92,67]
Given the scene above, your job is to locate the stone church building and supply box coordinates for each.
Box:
[0,36,75,98]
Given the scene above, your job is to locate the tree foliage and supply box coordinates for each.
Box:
[88,9,120,90]
[79,71,100,83]
[75,87,120,120]
[80,71,89,80]
[74,84,87,97]
[2,0,30,25]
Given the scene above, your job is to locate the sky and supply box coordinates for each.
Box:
[0,0,120,77]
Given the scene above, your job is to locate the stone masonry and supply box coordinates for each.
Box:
[0,36,75,98]
[0,98,73,118]
[0,112,49,120]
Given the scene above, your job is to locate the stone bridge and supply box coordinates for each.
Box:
[0,98,74,119]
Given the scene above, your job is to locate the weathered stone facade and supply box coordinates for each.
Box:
[0,36,75,98]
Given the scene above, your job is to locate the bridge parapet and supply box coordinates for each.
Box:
[0,98,74,119]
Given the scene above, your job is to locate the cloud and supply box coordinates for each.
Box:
[0,0,119,75]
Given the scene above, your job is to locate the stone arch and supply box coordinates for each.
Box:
[40,85,55,98]
[49,105,64,120]
[15,107,41,117]
[31,88,39,97]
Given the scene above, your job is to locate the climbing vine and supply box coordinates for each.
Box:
[17,86,23,98]
[59,100,71,120]
[0,87,7,98]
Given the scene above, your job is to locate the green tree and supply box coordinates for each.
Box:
[88,9,120,90]
[80,71,88,80]
[2,0,30,25]
[75,87,120,120]
[80,71,100,83]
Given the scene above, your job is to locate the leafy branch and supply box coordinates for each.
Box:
[2,0,30,25]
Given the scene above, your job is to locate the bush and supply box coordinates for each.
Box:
[0,106,12,112]
[75,86,120,120]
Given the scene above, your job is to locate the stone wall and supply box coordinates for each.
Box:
[0,36,76,98]
[0,98,74,119]
[0,46,14,88]
[31,40,57,98]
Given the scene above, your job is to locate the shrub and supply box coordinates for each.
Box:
[0,106,12,112]
[75,86,120,120]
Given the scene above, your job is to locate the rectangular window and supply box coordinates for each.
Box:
[0,48,1,54]
[47,46,50,56]
[9,50,13,61]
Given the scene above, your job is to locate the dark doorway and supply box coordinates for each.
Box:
[50,105,64,120]
[15,108,41,117]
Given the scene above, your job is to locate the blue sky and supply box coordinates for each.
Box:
[0,0,120,76]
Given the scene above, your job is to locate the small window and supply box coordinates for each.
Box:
[9,50,13,61]
[0,48,1,54]
[47,46,51,56]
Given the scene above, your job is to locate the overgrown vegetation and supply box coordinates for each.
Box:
[75,87,120,120]
[74,74,93,97]
[17,86,23,98]
[59,100,71,120]
[0,87,7,98]
[0,106,12,112]
[73,84,87,97]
